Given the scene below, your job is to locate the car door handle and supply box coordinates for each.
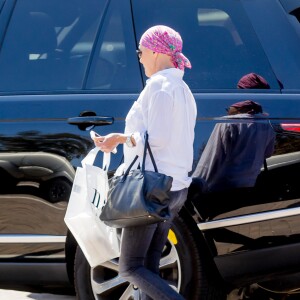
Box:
[68,116,114,126]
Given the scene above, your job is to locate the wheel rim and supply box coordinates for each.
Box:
[90,237,181,299]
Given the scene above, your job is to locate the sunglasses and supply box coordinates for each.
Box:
[136,49,142,58]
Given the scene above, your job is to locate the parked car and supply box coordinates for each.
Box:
[0,0,300,299]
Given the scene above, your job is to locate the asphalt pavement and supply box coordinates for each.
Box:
[0,285,76,300]
[0,289,75,299]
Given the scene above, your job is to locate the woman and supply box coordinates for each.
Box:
[93,25,197,300]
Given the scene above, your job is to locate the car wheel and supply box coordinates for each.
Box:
[74,210,226,300]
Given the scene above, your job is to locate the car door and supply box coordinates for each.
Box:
[0,0,141,280]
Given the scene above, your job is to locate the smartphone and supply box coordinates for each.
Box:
[90,130,117,154]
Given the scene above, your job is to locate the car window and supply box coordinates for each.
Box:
[132,0,280,91]
[86,0,142,92]
[0,0,106,92]
[280,1,300,40]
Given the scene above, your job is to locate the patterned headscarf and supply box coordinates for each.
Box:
[139,25,191,71]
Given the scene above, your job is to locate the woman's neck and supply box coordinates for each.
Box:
[154,54,175,73]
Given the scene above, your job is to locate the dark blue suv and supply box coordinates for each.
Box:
[0,0,300,299]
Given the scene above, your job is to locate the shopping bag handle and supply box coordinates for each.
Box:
[81,147,111,171]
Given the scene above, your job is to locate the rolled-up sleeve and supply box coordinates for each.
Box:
[131,131,145,157]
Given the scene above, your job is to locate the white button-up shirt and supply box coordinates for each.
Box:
[121,68,197,191]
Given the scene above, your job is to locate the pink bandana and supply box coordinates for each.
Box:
[140,25,191,71]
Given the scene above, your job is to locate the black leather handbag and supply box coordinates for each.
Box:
[100,132,173,228]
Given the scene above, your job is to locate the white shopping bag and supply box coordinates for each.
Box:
[64,148,120,267]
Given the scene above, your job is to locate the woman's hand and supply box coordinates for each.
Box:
[93,133,125,153]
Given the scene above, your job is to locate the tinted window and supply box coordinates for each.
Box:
[132,0,280,90]
[86,0,142,92]
[0,0,105,92]
[283,5,300,40]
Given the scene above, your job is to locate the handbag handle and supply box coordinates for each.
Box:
[123,132,158,176]
[142,132,158,172]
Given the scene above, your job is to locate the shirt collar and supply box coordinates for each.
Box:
[148,68,184,82]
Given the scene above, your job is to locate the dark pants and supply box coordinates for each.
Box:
[119,188,188,300]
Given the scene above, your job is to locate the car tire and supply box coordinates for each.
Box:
[176,208,227,300]
[74,246,95,299]
[74,209,226,300]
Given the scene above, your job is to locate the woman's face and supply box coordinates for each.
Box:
[138,45,157,77]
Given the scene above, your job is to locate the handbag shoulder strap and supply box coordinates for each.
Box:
[142,132,158,172]
[124,132,158,174]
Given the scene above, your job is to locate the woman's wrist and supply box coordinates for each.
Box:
[117,134,127,144]
[120,133,136,147]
